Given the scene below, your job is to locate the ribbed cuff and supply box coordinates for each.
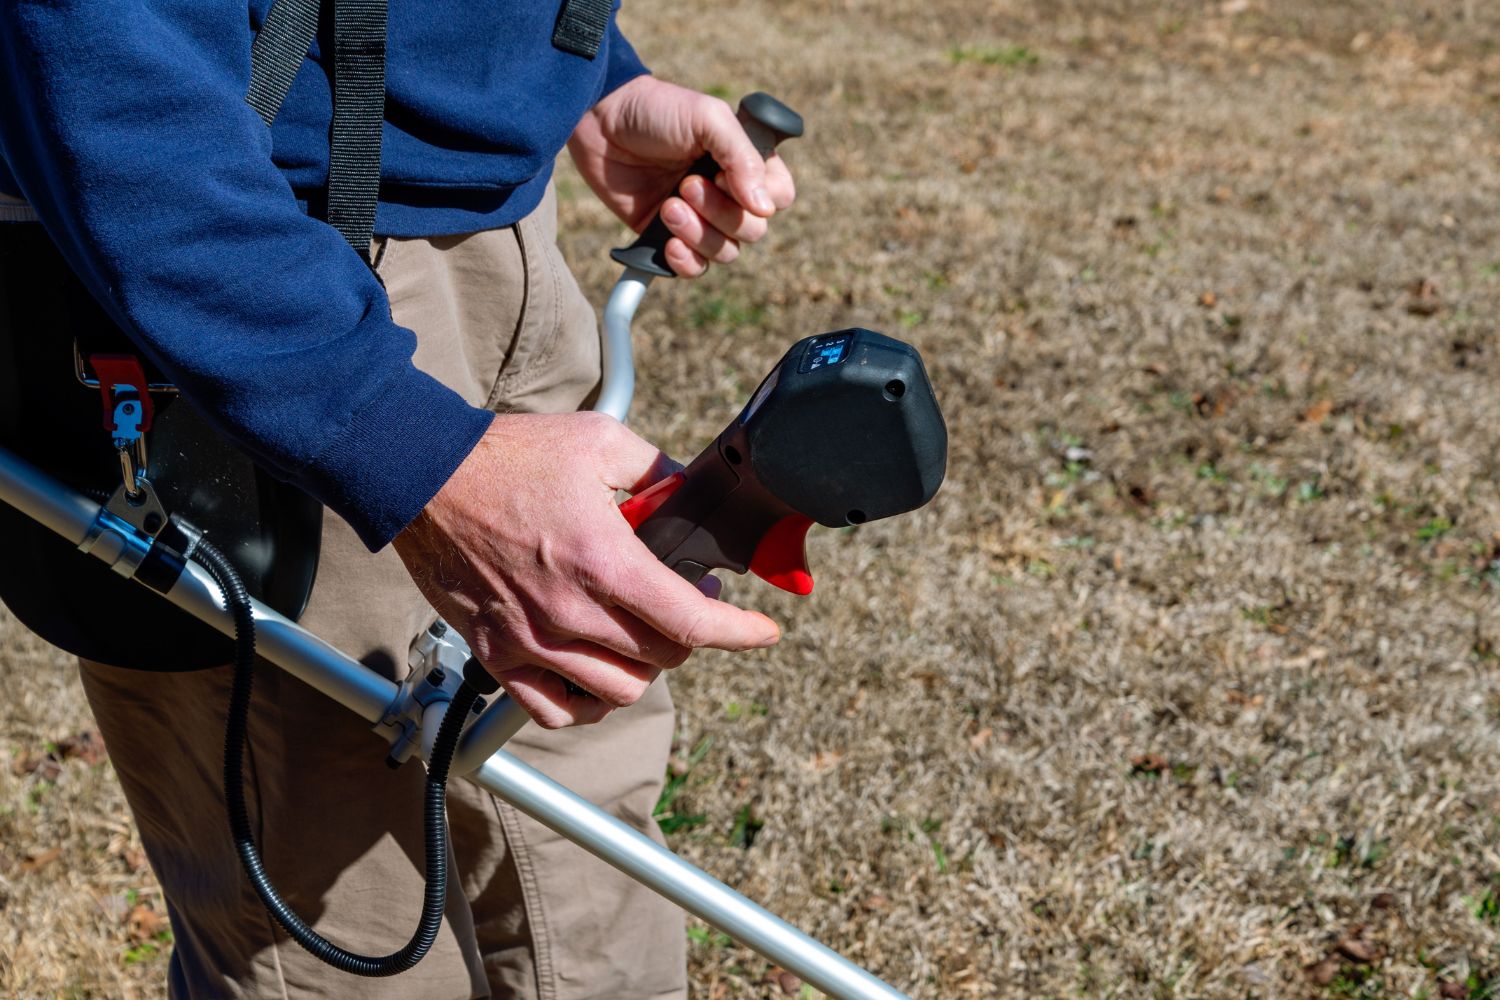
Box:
[299,364,494,551]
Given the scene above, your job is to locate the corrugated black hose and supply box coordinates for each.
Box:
[191,535,480,976]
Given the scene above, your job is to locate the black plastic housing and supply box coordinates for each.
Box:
[634,329,947,582]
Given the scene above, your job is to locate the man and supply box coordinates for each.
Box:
[0,1,795,996]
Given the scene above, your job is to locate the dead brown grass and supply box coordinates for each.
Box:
[6,1,1500,997]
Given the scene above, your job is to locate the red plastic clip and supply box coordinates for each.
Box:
[618,471,686,530]
[91,354,155,434]
[749,514,815,596]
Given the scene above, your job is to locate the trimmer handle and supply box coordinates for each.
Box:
[619,329,948,594]
[610,92,804,278]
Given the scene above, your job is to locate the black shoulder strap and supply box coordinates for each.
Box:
[246,0,322,127]
[551,0,612,59]
[247,0,386,264]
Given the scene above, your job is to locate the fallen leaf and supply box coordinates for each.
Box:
[21,847,62,873]
[1199,291,1218,308]
[126,903,168,942]
[863,894,890,912]
[803,750,843,773]
[1130,754,1168,775]
[1440,982,1467,999]
[1404,278,1441,316]
[969,727,994,751]
[1370,892,1396,911]
[56,729,107,765]
[1301,399,1334,424]
[1337,936,1379,963]
[765,969,802,995]
[1304,958,1340,986]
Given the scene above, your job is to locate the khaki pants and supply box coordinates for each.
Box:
[80,186,687,999]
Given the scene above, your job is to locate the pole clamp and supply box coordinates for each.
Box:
[91,355,155,501]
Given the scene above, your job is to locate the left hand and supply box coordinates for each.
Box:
[568,76,796,277]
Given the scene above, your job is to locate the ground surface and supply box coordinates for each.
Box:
[5,1,1500,997]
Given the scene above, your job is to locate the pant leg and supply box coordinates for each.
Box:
[380,185,687,1000]
[81,183,684,999]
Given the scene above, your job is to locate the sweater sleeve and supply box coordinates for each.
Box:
[599,13,650,100]
[0,0,493,551]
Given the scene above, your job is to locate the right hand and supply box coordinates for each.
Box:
[392,411,781,729]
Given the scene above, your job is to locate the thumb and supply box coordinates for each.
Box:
[693,98,773,217]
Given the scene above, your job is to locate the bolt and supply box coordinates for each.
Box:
[425,667,446,687]
[428,620,448,638]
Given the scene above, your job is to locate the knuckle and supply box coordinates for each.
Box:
[675,607,714,649]
[577,409,617,440]
[704,95,735,125]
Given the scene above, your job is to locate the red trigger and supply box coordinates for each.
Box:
[750,515,815,596]
[619,472,685,530]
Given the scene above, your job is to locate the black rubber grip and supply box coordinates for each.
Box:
[611,92,804,278]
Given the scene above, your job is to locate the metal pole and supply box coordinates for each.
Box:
[0,444,909,1000]
[594,269,653,422]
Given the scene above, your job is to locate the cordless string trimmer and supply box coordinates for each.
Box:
[0,92,947,998]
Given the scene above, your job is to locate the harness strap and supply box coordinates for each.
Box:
[552,0,612,59]
[246,0,386,263]
[326,0,387,263]
[246,0,323,127]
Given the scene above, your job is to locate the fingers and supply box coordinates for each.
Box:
[493,665,616,729]
[600,549,780,652]
[760,154,796,211]
[535,596,693,670]
[694,97,773,217]
[663,237,709,278]
[680,175,770,245]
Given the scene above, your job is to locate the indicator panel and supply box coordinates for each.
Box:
[797,332,853,374]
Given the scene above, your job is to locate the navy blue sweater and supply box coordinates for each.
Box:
[0,1,647,549]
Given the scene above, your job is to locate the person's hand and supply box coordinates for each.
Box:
[568,75,796,277]
[392,412,781,729]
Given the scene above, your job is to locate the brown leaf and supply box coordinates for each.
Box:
[1199,291,1218,308]
[126,903,168,942]
[1404,278,1441,316]
[969,727,994,751]
[1301,399,1334,424]
[1130,753,1168,775]
[1439,982,1466,999]
[20,847,62,873]
[56,729,107,765]
[1371,892,1396,911]
[1337,936,1379,963]
[803,750,843,773]
[863,894,890,912]
[1304,958,1340,986]
[765,970,802,995]
[120,846,149,873]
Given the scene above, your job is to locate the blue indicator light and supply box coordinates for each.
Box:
[799,332,854,373]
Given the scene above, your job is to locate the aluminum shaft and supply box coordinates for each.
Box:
[0,443,909,1000]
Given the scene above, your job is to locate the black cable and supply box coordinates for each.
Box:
[192,535,478,977]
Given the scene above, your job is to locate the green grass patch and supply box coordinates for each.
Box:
[948,44,1039,68]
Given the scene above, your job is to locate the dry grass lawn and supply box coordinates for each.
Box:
[6,1,1500,996]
